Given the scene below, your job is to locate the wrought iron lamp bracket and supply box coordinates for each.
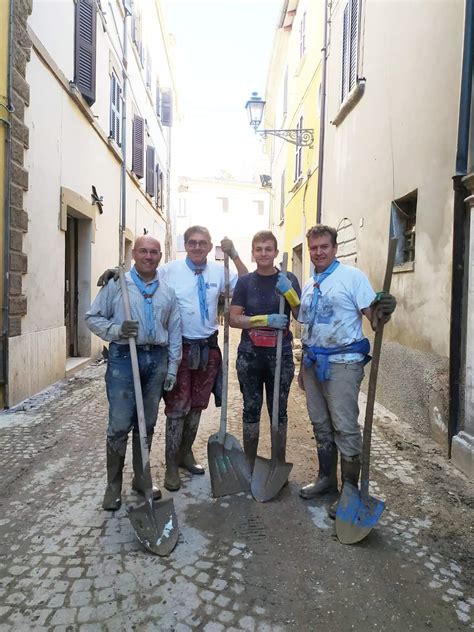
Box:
[256,128,314,147]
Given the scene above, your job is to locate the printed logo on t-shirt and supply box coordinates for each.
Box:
[205,283,217,289]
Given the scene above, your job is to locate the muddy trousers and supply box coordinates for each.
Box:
[103,343,167,509]
[237,349,294,469]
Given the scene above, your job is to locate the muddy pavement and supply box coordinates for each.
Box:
[0,333,472,631]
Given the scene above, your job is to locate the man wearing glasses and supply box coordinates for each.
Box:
[86,236,182,511]
[159,226,248,491]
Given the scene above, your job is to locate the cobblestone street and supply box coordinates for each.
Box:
[0,336,472,632]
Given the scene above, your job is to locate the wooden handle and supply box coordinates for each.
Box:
[271,253,288,460]
[218,254,230,442]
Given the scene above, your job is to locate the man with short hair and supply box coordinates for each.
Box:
[229,230,301,473]
[86,236,182,511]
[298,225,396,517]
[159,227,248,491]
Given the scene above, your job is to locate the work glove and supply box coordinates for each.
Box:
[119,320,139,338]
[163,373,177,392]
[220,236,239,260]
[275,272,300,308]
[250,314,288,329]
[370,292,397,331]
[97,267,119,287]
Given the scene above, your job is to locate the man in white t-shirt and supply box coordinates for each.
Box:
[297,225,396,517]
[160,226,248,491]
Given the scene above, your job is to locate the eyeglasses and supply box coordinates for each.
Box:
[186,240,209,248]
[136,248,161,256]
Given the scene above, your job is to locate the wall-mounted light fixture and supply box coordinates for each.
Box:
[245,92,314,148]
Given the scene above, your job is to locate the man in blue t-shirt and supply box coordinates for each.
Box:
[230,231,301,473]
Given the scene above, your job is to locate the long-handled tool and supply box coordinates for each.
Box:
[336,238,398,545]
[119,268,179,556]
[251,252,293,502]
[208,253,251,497]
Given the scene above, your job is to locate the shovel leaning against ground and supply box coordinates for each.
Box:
[208,254,251,498]
[335,238,398,545]
[251,252,293,502]
[118,267,179,556]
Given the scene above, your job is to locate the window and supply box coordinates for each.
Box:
[294,117,303,181]
[146,146,155,197]
[391,190,417,267]
[341,0,359,102]
[74,0,97,105]
[109,71,121,145]
[132,115,144,179]
[217,197,229,213]
[156,80,161,118]
[178,198,187,217]
[299,12,306,58]
[131,2,144,66]
[280,171,286,223]
[155,164,164,209]
[161,90,173,127]
[253,200,264,216]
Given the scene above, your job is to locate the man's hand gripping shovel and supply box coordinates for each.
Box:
[119,267,179,555]
[335,238,397,544]
[207,254,251,497]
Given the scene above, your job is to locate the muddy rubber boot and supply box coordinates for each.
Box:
[243,422,260,475]
[179,410,205,475]
[102,441,126,511]
[300,442,338,500]
[164,416,184,491]
[327,454,361,519]
[131,430,162,500]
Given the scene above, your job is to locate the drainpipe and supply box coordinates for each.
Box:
[0,0,15,406]
[316,0,328,223]
[119,5,130,265]
[448,0,473,456]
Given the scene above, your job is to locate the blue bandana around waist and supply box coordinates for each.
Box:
[185,256,209,325]
[130,266,159,341]
[303,338,371,382]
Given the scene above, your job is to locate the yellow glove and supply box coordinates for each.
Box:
[250,314,288,329]
[276,272,300,308]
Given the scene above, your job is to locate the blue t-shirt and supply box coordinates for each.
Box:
[231,270,301,354]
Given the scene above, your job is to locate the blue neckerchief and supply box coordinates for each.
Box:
[130,266,159,341]
[308,259,340,335]
[303,338,371,382]
[185,256,209,325]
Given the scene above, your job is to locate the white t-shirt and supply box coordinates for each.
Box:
[298,263,376,363]
[159,260,237,339]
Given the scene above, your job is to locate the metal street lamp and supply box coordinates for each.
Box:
[245,92,314,148]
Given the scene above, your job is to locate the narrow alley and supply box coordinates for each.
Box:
[0,333,472,632]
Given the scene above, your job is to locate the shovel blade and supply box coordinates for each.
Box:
[208,433,251,498]
[128,497,178,556]
[251,455,293,503]
[335,482,385,545]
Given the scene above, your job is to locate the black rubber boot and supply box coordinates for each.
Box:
[131,430,162,500]
[299,442,338,500]
[165,416,184,491]
[102,440,126,511]
[179,410,205,475]
[327,454,361,519]
[243,422,260,474]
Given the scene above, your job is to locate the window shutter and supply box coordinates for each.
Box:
[156,81,161,118]
[161,90,173,127]
[349,0,359,92]
[341,2,350,102]
[110,72,121,145]
[159,171,164,209]
[132,115,144,178]
[74,0,97,106]
[146,146,155,196]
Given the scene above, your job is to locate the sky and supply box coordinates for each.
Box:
[162,0,282,181]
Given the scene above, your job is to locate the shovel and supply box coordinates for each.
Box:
[251,252,293,502]
[336,238,398,544]
[118,267,179,556]
[208,253,251,498]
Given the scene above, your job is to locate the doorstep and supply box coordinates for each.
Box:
[65,356,92,377]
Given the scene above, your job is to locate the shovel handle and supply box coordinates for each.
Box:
[118,267,154,503]
[271,253,288,460]
[360,238,397,498]
[218,254,230,442]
